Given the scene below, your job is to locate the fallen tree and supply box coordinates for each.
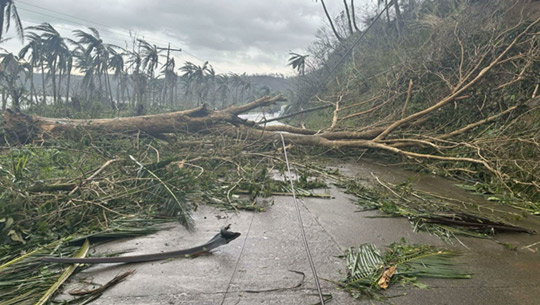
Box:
[2,4,539,202]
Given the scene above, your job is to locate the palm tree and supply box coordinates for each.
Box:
[288,52,309,76]
[180,61,214,106]
[239,74,252,102]
[62,50,73,103]
[229,73,243,103]
[0,0,23,42]
[138,39,161,105]
[215,74,230,108]
[0,52,31,111]
[27,23,70,104]
[108,47,125,105]
[74,28,115,108]
[72,43,96,104]
[138,39,160,76]
[19,32,44,104]
[160,57,177,106]
[126,49,146,113]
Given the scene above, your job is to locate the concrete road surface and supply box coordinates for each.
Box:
[58,161,540,305]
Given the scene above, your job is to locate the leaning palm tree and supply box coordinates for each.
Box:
[26,23,70,104]
[137,39,162,105]
[19,32,44,104]
[0,0,23,42]
[288,52,309,76]
[108,46,125,105]
[0,52,31,111]
[73,27,116,107]
[180,61,214,106]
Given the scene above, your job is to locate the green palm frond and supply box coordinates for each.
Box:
[342,240,470,298]
[0,227,161,305]
[346,244,384,282]
[130,155,193,229]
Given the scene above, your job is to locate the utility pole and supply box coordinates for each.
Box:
[157,44,182,105]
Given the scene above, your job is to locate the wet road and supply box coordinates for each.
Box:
[57,160,540,304]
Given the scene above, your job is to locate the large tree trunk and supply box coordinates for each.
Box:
[2,95,285,140]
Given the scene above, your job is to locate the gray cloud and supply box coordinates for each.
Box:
[3,0,361,74]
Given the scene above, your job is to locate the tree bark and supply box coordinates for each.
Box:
[2,95,285,140]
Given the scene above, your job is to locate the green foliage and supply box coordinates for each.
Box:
[294,0,540,204]
[339,176,530,241]
[342,240,470,299]
[0,227,159,305]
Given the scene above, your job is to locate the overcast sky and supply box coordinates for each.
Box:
[1,0,373,75]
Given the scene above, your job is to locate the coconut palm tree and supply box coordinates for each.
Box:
[180,61,214,106]
[239,74,251,102]
[27,23,70,104]
[62,50,73,103]
[160,57,177,106]
[126,49,146,113]
[138,39,160,76]
[215,74,230,108]
[19,32,44,104]
[74,28,116,107]
[288,52,309,76]
[108,46,125,105]
[72,43,96,104]
[0,52,31,111]
[138,39,162,105]
[0,0,23,42]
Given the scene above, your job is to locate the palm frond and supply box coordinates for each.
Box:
[36,239,90,305]
[342,240,470,298]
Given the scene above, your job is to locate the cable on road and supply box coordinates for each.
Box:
[279,132,325,305]
[220,212,255,305]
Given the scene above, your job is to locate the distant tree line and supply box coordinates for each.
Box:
[0,2,283,114]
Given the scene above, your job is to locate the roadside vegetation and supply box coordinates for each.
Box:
[288,0,540,210]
